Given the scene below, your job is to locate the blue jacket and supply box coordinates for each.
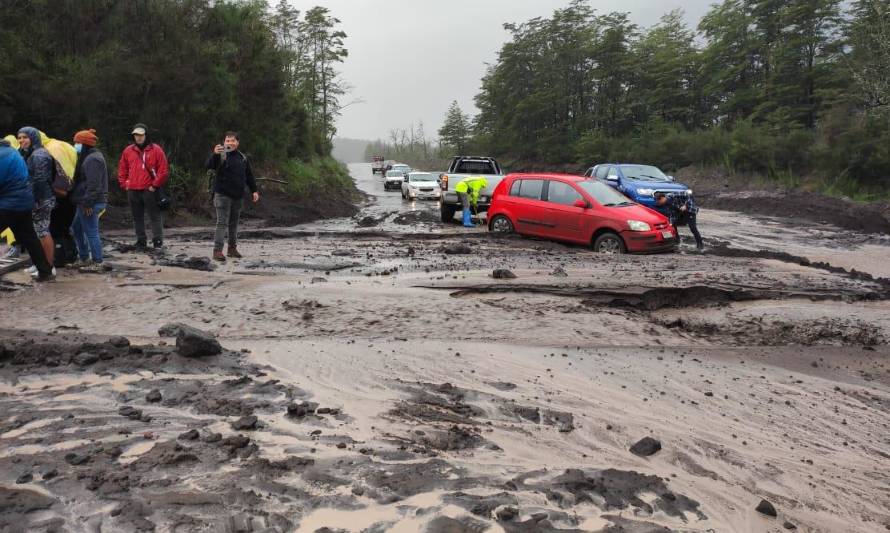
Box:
[0,140,35,211]
[18,127,54,203]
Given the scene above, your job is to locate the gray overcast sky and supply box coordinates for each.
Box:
[286,0,716,141]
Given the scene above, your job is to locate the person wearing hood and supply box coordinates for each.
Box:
[118,123,169,249]
[68,129,108,270]
[16,127,56,273]
[0,138,54,281]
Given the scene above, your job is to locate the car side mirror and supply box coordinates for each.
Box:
[606,175,618,182]
[667,175,674,181]
[573,199,589,209]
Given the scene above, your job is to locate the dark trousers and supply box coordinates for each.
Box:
[213,193,243,251]
[128,190,163,244]
[674,214,703,248]
[0,209,53,276]
[50,195,77,266]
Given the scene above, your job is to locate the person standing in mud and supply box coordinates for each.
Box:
[206,131,259,262]
[0,137,54,281]
[118,123,169,249]
[454,175,488,227]
[654,192,703,250]
[69,129,109,271]
[17,127,56,273]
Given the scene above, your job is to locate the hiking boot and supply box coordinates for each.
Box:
[31,267,57,278]
[71,258,93,268]
[80,262,107,273]
[227,246,242,259]
[152,239,163,250]
[213,250,227,262]
[135,239,147,250]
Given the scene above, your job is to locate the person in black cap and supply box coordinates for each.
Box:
[118,123,169,249]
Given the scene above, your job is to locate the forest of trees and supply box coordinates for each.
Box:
[458,0,888,197]
[0,0,353,204]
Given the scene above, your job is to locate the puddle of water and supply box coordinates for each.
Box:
[118,440,157,465]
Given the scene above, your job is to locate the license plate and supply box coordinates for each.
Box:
[661,230,673,239]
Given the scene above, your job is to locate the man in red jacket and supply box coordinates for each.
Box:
[118,123,169,249]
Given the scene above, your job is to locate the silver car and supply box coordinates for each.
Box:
[401,172,441,200]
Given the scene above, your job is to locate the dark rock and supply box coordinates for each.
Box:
[550,266,568,277]
[157,254,216,272]
[179,429,200,441]
[336,442,347,449]
[316,407,332,415]
[783,521,797,530]
[118,406,143,420]
[441,243,472,255]
[756,499,778,517]
[221,435,251,450]
[73,352,99,366]
[171,324,222,357]
[65,452,89,466]
[492,269,517,279]
[496,506,519,522]
[15,473,32,484]
[630,437,662,457]
[231,415,258,431]
[287,401,319,418]
[146,389,162,403]
[203,432,222,443]
[41,468,58,480]
[107,336,130,348]
[158,323,185,337]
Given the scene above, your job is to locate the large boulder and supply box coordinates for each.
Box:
[163,323,222,358]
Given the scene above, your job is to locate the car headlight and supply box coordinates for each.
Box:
[636,188,655,196]
[686,189,693,195]
[627,220,651,232]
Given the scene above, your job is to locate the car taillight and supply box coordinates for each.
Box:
[441,175,448,190]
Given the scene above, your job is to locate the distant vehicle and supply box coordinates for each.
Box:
[384,168,408,190]
[584,163,691,208]
[401,172,441,200]
[371,155,385,174]
[487,173,676,254]
[438,156,506,222]
[388,163,411,177]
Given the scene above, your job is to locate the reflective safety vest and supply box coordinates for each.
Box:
[454,176,488,204]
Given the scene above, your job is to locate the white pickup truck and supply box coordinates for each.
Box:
[438,156,505,222]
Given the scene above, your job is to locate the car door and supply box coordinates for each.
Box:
[542,180,586,243]
[511,178,549,236]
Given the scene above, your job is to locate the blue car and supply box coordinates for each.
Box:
[584,163,691,208]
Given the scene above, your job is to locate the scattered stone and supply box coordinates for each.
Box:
[179,429,200,441]
[157,254,216,272]
[496,506,519,522]
[629,437,662,457]
[492,268,517,279]
[73,352,99,366]
[551,266,568,277]
[231,415,258,431]
[168,324,222,357]
[15,473,32,484]
[756,499,778,517]
[107,336,130,348]
[158,323,185,337]
[441,243,472,255]
[146,389,162,403]
[287,402,319,418]
[336,442,347,449]
[783,521,797,530]
[118,406,143,420]
[41,468,58,480]
[65,452,89,466]
[316,407,332,415]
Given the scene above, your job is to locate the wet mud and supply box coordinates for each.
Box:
[2,163,890,532]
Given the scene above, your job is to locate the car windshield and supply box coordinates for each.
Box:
[578,180,636,207]
[619,165,669,182]
[409,174,435,182]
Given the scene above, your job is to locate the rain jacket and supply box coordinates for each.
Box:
[18,127,54,203]
[5,132,76,187]
[118,141,169,191]
[454,176,488,205]
[0,139,34,211]
[70,148,109,207]
[206,150,258,200]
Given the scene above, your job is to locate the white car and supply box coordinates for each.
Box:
[384,169,407,191]
[389,163,412,176]
[401,172,442,200]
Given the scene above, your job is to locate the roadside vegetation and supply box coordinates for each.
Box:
[366,1,888,201]
[0,0,356,214]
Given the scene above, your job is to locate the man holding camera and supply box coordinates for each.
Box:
[205,131,259,262]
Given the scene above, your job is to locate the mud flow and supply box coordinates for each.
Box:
[1,164,889,532]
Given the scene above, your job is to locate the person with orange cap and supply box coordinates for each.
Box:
[69,129,108,270]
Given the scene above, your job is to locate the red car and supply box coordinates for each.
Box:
[487,173,676,254]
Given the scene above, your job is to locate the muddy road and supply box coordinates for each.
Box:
[1,164,889,532]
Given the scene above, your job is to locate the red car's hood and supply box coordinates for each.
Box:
[602,203,669,225]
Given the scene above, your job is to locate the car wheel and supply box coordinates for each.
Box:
[489,214,514,233]
[593,233,626,254]
[440,202,456,223]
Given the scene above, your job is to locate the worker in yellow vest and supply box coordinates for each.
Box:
[454,176,488,227]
